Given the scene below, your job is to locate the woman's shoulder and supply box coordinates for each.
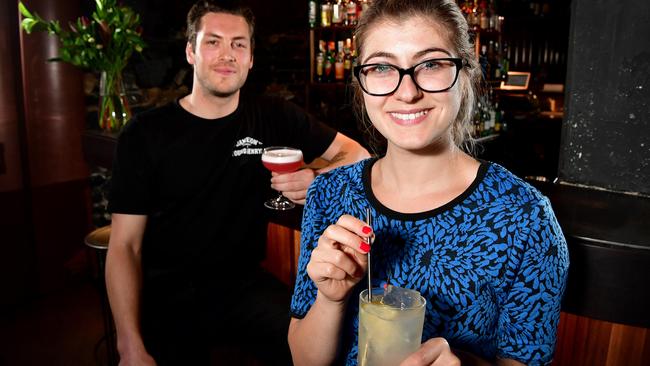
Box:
[312,158,369,188]
[481,161,550,208]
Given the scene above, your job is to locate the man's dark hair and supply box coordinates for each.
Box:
[186,0,255,51]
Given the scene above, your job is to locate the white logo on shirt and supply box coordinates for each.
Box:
[232,137,263,157]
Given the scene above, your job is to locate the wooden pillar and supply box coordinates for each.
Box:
[0,0,92,298]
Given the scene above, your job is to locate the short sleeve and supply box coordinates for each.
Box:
[107,119,154,215]
[497,198,569,364]
[275,99,337,163]
[290,174,331,318]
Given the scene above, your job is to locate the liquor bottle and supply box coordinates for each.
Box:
[487,40,496,80]
[359,0,370,19]
[332,0,343,25]
[316,40,326,82]
[479,44,489,80]
[468,0,479,30]
[494,102,502,133]
[343,38,352,80]
[473,102,483,137]
[500,42,510,81]
[321,0,332,27]
[308,0,318,28]
[324,41,336,82]
[335,41,345,81]
[488,0,498,31]
[479,0,489,30]
[346,0,358,26]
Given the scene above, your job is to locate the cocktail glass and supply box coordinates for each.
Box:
[358,286,426,366]
[261,146,304,210]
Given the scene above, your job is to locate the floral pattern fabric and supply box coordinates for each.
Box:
[291,158,569,365]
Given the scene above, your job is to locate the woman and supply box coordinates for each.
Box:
[288,1,569,365]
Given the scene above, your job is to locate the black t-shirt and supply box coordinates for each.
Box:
[108,94,336,287]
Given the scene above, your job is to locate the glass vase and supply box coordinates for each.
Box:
[99,71,131,132]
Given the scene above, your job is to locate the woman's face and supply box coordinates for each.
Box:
[360,16,462,153]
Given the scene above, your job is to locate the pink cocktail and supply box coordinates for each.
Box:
[261,147,303,210]
[262,148,304,173]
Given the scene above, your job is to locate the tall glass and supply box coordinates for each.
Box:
[358,287,426,366]
[261,146,304,210]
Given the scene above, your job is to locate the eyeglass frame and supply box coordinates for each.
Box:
[353,57,467,96]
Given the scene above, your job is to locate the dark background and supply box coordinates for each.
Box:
[560,0,650,194]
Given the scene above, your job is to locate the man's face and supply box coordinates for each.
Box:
[186,12,253,97]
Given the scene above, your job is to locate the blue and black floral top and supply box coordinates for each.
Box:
[291,158,569,365]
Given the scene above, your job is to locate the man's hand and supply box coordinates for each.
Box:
[270,168,317,205]
[118,344,157,366]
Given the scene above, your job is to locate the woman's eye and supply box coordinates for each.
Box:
[422,61,441,70]
[369,65,393,74]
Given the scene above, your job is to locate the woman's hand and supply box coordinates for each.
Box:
[399,338,461,366]
[307,214,373,303]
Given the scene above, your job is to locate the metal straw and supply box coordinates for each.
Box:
[365,207,372,302]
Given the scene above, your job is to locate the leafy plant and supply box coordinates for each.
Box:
[19,0,146,131]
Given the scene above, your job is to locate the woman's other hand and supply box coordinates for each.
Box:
[399,338,461,366]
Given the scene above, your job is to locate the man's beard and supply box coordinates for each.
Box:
[196,71,244,98]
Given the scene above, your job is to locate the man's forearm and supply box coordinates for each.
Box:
[318,134,370,173]
[105,244,147,354]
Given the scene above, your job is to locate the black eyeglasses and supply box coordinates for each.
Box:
[353,58,465,96]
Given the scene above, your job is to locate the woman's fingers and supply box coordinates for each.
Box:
[310,244,365,280]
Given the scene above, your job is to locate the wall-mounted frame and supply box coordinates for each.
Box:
[500,71,531,90]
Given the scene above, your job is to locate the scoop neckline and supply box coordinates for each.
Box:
[362,157,489,221]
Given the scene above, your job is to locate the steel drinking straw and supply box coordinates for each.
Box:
[365,207,372,302]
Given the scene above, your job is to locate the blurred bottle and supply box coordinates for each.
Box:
[324,41,336,82]
[332,0,344,25]
[321,0,332,27]
[316,40,326,82]
[343,38,352,80]
[309,0,318,28]
[346,0,358,26]
[479,0,489,30]
[335,40,345,81]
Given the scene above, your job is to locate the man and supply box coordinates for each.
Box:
[105,1,369,365]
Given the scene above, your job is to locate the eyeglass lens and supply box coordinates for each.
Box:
[359,59,458,95]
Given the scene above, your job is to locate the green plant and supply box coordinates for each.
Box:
[19,0,146,131]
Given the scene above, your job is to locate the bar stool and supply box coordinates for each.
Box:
[85,225,118,366]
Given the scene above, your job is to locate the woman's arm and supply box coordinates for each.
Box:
[288,214,372,365]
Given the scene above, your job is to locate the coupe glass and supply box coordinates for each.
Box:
[261,146,304,210]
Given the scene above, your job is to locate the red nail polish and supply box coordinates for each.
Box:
[360,242,371,253]
[362,226,372,234]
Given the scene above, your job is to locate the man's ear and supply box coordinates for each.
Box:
[249,54,254,69]
[186,42,195,65]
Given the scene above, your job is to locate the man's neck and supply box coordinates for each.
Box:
[179,88,240,120]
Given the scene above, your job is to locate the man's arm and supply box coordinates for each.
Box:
[271,132,370,204]
[105,213,156,365]
[317,132,370,173]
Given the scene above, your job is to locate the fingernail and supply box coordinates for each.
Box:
[360,242,371,253]
[362,226,372,234]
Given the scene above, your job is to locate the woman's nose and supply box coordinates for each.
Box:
[393,74,422,102]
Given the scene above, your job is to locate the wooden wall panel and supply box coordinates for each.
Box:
[553,312,650,366]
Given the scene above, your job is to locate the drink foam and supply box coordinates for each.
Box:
[262,149,303,163]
